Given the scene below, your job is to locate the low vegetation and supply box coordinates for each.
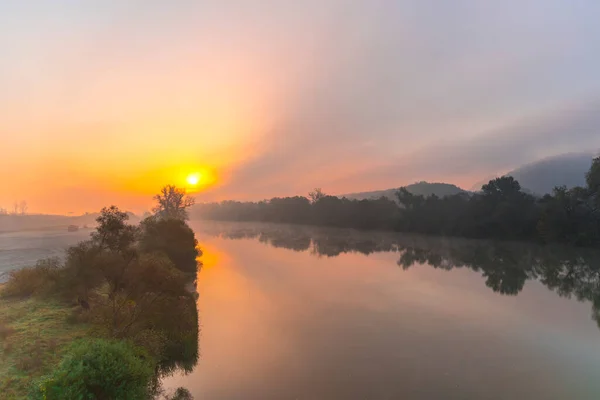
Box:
[0,185,199,399]
[0,291,89,398]
[34,339,155,400]
[196,157,600,247]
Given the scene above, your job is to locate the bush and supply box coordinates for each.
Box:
[32,339,154,400]
[2,258,62,298]
[58,241,104,302]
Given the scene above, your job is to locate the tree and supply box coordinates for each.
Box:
[91,206,137,255]
[586,156,600,193]
[587,156,600,209]
[139,216,200,274]
[476,177,537,239]
[481,176,521,198]
[153,185,195,220]
[18,200,28,214]
[88,206,140,334]
[308,188,325,204]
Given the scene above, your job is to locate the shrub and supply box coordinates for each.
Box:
[32,338,154,400]
[2,258,62,298]
[58,241,104,302]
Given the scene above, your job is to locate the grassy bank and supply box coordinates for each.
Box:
[0,286,90,398]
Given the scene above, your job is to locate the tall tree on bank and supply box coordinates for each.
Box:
[140,185,200,274]
[153,185,195,220]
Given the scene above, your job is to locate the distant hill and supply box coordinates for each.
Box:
[342,182,467,201]
[471,153,595,195]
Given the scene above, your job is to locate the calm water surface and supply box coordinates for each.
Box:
[164,221,600,400]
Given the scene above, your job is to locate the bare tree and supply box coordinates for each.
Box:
[12,201,19,215]
[0,207,7,215]
[18,200,28,215]
[152,185,195,220]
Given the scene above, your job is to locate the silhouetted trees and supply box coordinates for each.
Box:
[308,188,326,203]
[153,185,195,220]
[195,157,600,247]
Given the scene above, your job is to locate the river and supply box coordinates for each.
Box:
[3,222,600,399]
[162,220,600,399]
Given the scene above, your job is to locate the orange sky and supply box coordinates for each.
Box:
[2,2,600,214]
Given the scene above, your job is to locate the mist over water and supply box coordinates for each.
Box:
[163,221,600,400]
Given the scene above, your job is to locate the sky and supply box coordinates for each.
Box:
[1,1,600,214]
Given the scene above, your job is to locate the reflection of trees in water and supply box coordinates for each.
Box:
[152,269,200,396]
[259,232,311,252]
[157,294,199,376]
[398,242,600,309]
[397,244,536,295]
[206,222,600,330]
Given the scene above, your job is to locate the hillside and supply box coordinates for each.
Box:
[471,153,595,195]
[507,153,593,195]
[342,181,466,201]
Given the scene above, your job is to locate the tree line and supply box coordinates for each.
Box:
[0,200,28,215]
[2,185,199,400]
[195,157,600,247]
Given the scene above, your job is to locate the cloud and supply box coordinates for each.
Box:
[3,1,600,210]
[200,0,600,199]
[331,98,600,189]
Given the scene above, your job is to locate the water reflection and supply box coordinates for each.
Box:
[203,222,600,331]
[162,221,600,399]
[153,271,200,398]
[157,293,199,375]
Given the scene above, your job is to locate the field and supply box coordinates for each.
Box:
[0,286,90,399]
[0,229,90,282]
[0,228,92,398]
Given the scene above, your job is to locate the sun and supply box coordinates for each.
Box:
[186,173,201,186]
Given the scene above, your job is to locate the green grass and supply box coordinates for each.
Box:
[0,287,90,399]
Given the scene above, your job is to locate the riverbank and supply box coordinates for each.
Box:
[0,195,201,399]
[0,285,90,398]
